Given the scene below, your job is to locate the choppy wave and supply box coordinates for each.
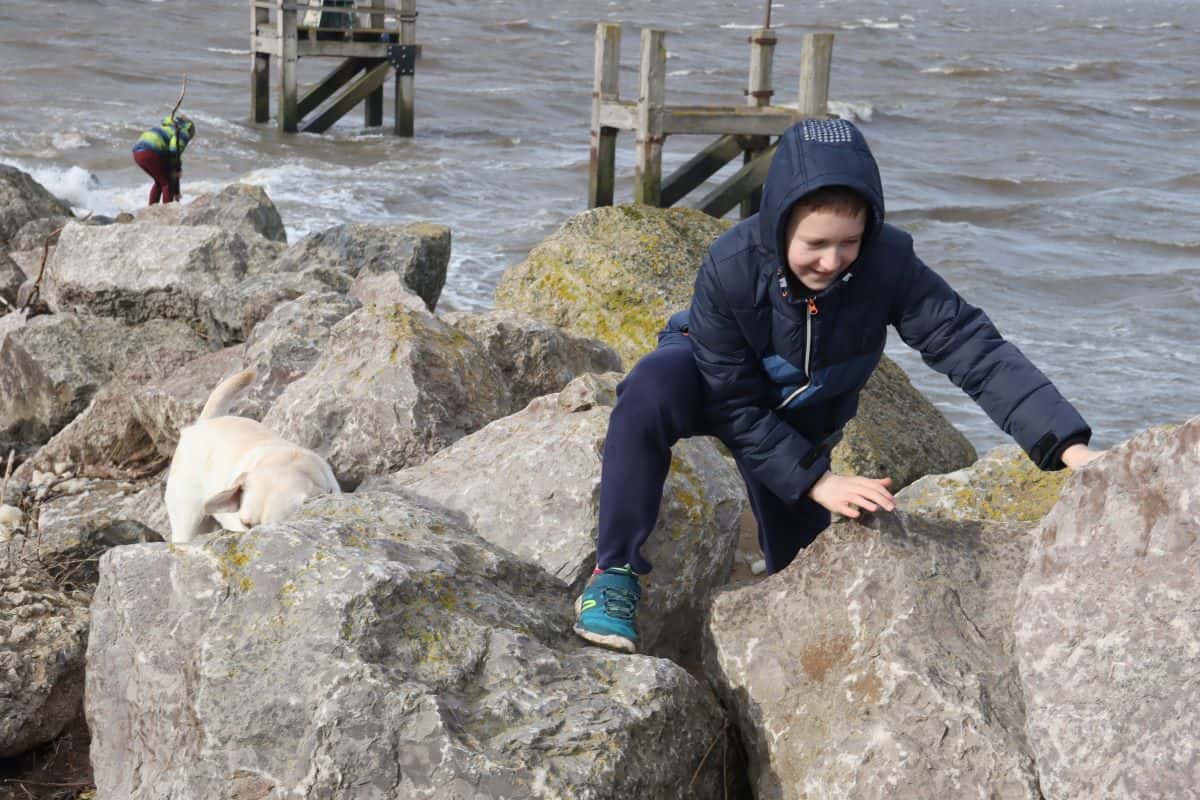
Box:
[827,101,874,123]
[921,64,1012,78]
[1044,59,1129,79]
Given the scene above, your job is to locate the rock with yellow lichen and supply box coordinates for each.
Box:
[896,444,1068,522]
[86,492,744,799]
[364,372,746,664]
[705,512,1041,800]
[494,204,732,366]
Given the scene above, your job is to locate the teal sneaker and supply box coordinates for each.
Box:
[573,565,641,653]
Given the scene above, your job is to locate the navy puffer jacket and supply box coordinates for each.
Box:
[684,119,1090,504]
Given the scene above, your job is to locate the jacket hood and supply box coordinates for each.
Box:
[759,119,885,268]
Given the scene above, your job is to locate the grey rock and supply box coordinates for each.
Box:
[276,221,451,311]
[264,301,510,488]
[706,513,1040,800]
[1015,418,1200,800]
[202,265,352,345]
[367,372,745,662]
[42,220,285,338]
[123,291,361,462]
[14,320,206,482]
[0,562,89,758]
[0,313,199,452]
[10,214,76,251]
[442,309,623,414]
[138,183,288,243]
[0,164,73,247]
[86,491,742,799]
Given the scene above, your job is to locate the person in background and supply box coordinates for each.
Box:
[573,118,1103,654]
[132,114,195,205]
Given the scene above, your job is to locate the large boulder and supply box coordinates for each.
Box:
[42,221,285,338]
[441,309,623,414]
[264,300,509,489]
[831,356,977,491]
[0,314,201,453]
[494,205,731,365]
[274,222,451,311]
[897,444,1068,523]
[203,264,352,345]
[8,214,72,252]
[1015,419,1200,799]
[86,491,743,799]
[366,372,746,662]
[0,164,73,247]
[13,321,207,482]
[137,182,288,243]
[0,562,90,758]
[706,513,1040,799]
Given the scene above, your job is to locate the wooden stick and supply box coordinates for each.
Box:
[170,74,188,118]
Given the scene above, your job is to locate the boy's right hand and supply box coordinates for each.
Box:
[808,472,895,519]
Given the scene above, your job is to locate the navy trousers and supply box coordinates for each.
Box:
[596,341,831,576]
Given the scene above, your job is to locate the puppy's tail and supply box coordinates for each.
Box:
[199,369,256,420]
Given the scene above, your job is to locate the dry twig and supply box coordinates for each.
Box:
[18,213,92,313]
[170,74,188,118]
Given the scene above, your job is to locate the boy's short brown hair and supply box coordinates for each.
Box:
[791,185,869,220]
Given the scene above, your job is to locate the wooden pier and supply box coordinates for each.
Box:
[588,24,834,218]
[250,0,418,135]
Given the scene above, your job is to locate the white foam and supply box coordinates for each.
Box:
[207,47,250,55]
[827,100,875,123]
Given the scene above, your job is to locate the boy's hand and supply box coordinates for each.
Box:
[1060,444,1103,469]
[808,472,895,519]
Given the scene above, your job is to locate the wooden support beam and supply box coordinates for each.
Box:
[634,28,666,207]
[588,23,621,209]
[301,60,391,133]
[251,1,271,123]
[395,0,417,136]
[693,142,778,219]
[278,0,300,132]
[365,0,385,126]
[797,33,834,119]
[660,134,743,208]
[298,58,367,118]
[661,106,795,137]
[742,26,777,218]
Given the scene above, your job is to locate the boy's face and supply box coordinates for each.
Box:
[785,207,867,292]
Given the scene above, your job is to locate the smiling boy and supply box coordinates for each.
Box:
[573,118,1100,654]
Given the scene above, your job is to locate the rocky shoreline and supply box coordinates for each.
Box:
[1,164,1196,799]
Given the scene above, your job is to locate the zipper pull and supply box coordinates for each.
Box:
[806,297,819,315]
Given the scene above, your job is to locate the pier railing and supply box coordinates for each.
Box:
[589,24,834,218]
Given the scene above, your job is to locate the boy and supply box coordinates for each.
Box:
[132,114,196,205]
[574,118,1100,654]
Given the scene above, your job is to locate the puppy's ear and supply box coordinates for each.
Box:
[203,473,247,515]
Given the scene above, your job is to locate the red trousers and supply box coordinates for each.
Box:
[133,149,180,204]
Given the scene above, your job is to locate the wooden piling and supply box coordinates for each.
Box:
[365,0,385,126]
[634,29,666,207]
[798,33,834,119]
[588,23,621,209]
[395,0,417,136]
[278,0,299,132]
[251,2,271,122]
[741,26,776,217]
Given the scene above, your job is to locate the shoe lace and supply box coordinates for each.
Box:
[601,586,637,620]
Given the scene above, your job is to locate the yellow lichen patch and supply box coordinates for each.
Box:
[217,537,257,593]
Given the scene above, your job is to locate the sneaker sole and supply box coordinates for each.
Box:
[573,595,637,654]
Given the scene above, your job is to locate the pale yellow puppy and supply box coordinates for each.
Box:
[165,369,340,543]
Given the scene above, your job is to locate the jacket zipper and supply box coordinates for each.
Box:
[775,298,818,410]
